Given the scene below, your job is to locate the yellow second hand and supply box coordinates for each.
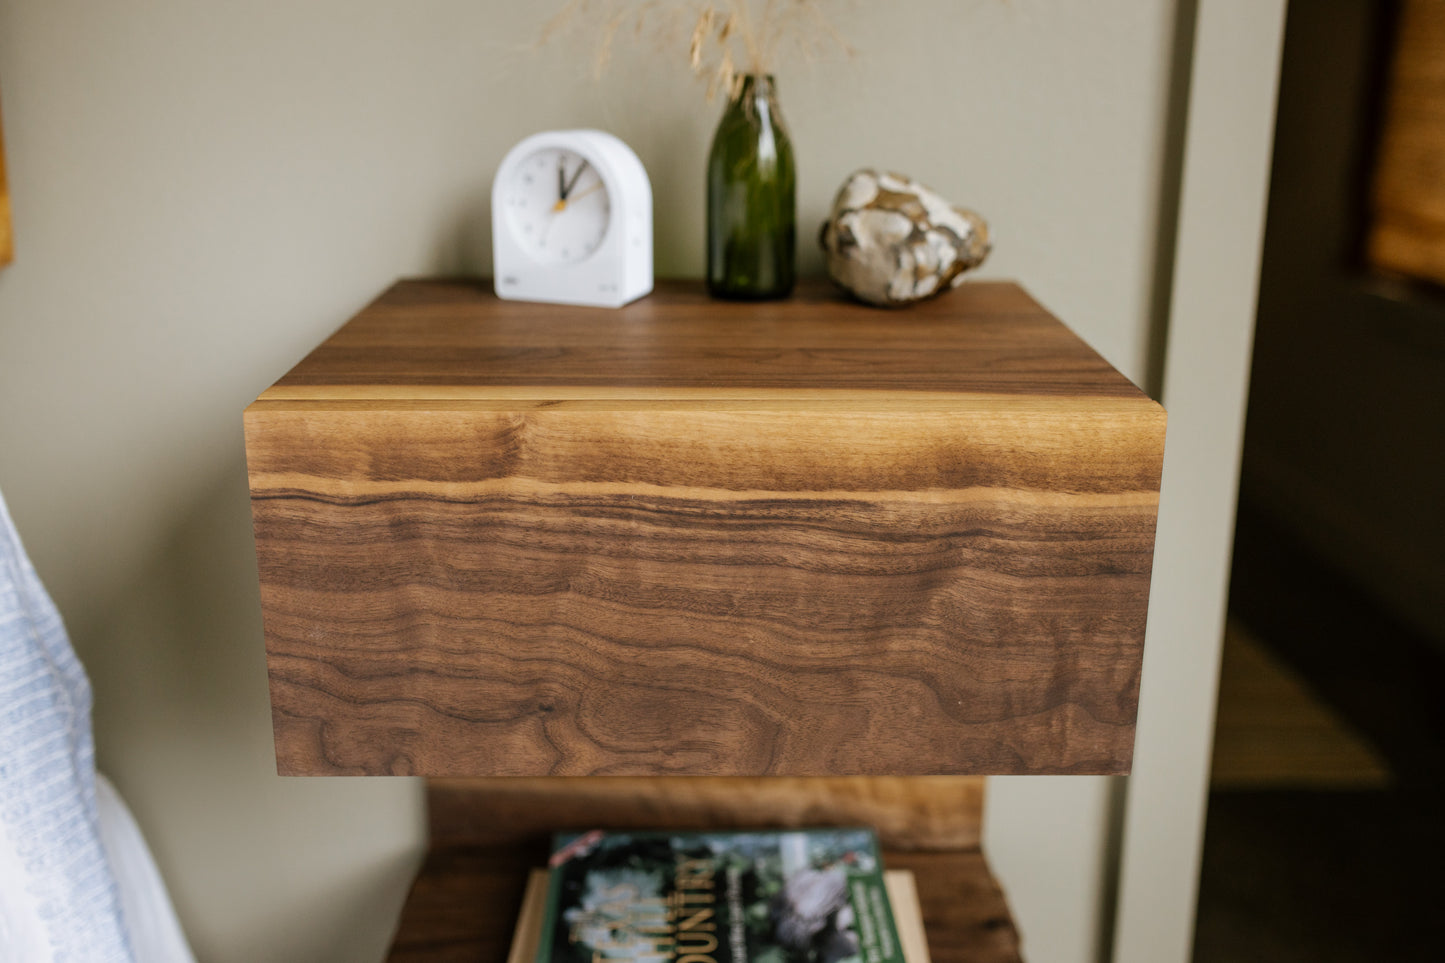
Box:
[569,181,604,203]
[553,181,604,214]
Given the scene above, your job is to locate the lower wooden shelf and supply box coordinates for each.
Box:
[384,844,1023,963]
[384,776,1023,962]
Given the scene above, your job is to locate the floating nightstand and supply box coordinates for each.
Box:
[243,278,1166,960]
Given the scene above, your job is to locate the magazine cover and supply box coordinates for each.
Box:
[535,827,906,963]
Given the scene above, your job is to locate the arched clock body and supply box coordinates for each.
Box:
[492,129,653,308]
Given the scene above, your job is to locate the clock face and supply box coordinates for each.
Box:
[500,147,612,265]
[492,128,652,308]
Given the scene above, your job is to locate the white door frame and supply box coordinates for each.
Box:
[1111,2,1288,961]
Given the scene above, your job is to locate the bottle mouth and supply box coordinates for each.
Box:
[735,73,776,98]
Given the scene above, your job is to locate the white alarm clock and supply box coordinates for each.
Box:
[492,129,653,308]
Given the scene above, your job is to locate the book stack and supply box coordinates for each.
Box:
[508,827,931,963]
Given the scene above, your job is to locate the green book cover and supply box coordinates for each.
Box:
[534,827,905,963]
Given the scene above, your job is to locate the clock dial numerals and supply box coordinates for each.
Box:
[504,148,611,265]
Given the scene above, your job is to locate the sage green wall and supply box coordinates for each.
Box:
[0,2,1190,960]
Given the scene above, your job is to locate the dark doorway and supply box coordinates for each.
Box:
[1194,2,1445,960]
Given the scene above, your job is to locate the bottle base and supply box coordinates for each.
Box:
[705,281,797,301]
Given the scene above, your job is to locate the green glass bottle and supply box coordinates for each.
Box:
[706,74,796,299]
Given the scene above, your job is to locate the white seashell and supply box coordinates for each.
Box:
[837,173,879,211]
[819,169,991,307]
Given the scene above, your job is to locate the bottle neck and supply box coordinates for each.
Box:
[731,74,781,132]
[735,74,777,103]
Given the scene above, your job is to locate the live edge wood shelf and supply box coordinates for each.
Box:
[244,278,1164,962]
[246,279,1164,779]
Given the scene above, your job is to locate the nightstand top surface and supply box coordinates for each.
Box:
[257,279,1154,407]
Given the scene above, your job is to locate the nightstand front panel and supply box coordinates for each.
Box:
[247,364,1163,776]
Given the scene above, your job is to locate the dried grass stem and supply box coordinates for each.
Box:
[541,0,853,98]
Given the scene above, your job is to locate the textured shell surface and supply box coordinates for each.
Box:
[819,169,991,307]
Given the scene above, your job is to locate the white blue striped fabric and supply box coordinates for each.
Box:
[1,490,134,962]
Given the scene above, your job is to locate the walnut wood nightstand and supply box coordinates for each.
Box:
[244,278,1165,961]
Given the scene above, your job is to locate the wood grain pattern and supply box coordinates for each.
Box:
[1369,0,1445,285]
[424,776,984,852]
[246,279,1165,777]
[386,846,534,963]
[270,279,1141,397]
[384,846,1021,963]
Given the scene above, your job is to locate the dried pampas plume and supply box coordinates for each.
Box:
[539,0,854,100]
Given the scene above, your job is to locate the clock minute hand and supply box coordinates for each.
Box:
[561,159,590,201]
[567,181,604,203]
